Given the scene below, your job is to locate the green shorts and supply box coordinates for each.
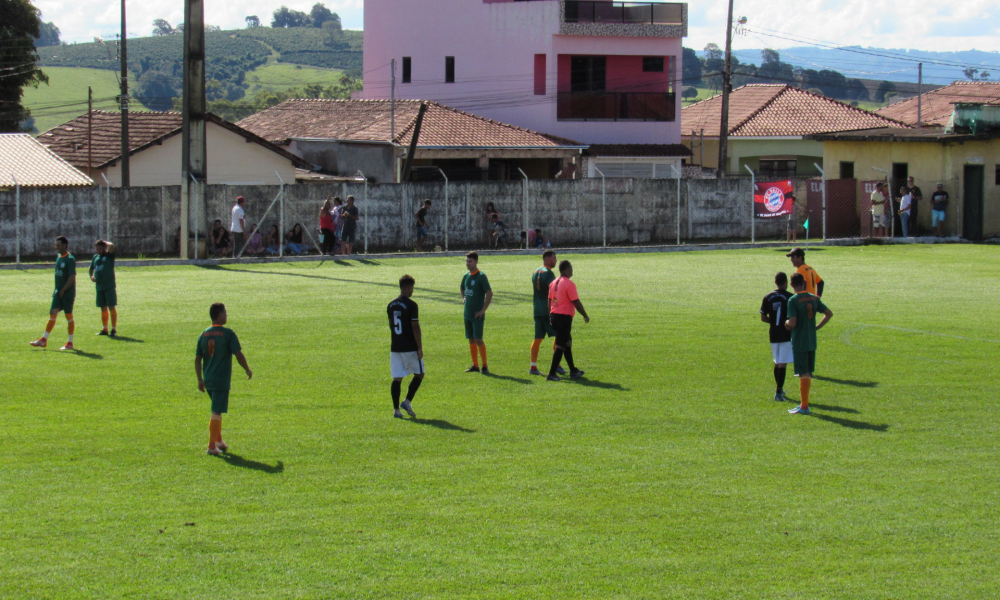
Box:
[96,288,117,308]
[50,291,75,314]
[793,350,816,377]
[208,389,230,414]
[534,315,556,339]
[464,317,485,340]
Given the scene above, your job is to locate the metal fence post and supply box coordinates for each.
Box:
[278,173,285,258]
[744,164,755,244]
[594,167,606,248]
[13,175,20,267]
[187,173,199,259]
[518,168,529,248]
[815,163,826,241]
[670,164,681,245]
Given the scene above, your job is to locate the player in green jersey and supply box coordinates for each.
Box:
[30,236,77,351]
[195,303,253,455]
[530,250,564,376]
[89,239,118,337]
[784,272,833,415]
[461,251,492,374]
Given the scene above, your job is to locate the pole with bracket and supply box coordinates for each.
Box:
[13,175,20,267]
[277,171,285,258]
[434,168,449,251]
[594,167,607,248]
[744,164,755,244]
[356,171,369,254]
[815,163,826,242]
[518,167,529,248]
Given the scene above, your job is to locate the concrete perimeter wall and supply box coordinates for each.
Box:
[0,179,785,258]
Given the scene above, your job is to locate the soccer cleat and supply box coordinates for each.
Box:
[393,410,404,419]
[216,441,228,452]
[464,366,480,373]
[96,329,109,336]
[401,400,416,418]
[60,342,74,351]
[569,369,585,379]
[773,392,785,402]
[29,338,47,348]
[777,391,788,401]
[546,374,561,382]
[109,329,117,338]
[788,406,810,415]
[207,447,222,456]
[480,366,490,375]
[556,367,567,375]
[529,368,543,376]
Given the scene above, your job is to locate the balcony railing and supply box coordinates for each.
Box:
[557,91,676,121]
[564,1,684,25]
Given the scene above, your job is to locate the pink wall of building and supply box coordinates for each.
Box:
[358,0,684,145]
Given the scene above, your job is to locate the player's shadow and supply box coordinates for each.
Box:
[217,453,285,473]
[63,349,103,359]
[406,418,476,433]
[808,403,860,414]
[110,336,144,343]
[570,378,628,391]
[813,375,878,388]
[811,413,889,432]
[482,372,533,384]
[332,260,355,267]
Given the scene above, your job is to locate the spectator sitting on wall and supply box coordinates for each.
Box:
[245,224,264,255]
[265,225,281,256]
[285,223,310,255]
[211,220,231,257]
[533,228,550,249]
[490,213,508,249]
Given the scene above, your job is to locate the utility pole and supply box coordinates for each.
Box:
[87,86,93,178]
[180,0,207,259]
[390,58,396,141]
[120,0,130,187]
[917,62,923,128]
[716,0,734,179]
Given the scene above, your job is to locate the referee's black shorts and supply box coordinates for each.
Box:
[550,313,574,347]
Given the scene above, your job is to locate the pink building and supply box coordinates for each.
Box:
[357,0,690,177]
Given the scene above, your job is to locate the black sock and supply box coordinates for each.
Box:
[406,376,422,401]
[549,349,565,376]
[391,380,401,410]
[774,365,786,392]
[564,346,577,372]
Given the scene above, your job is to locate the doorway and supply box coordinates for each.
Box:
[891,163,908,236]
[963,165,984,240]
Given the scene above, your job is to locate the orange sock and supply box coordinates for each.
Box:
[530,339,542,365]
[109,308,117,329]
[66,313,75,336]
[477,342,487,367]
[469,343,479,367]
[209,418,222,448]
[799,377,811,409]
[101,309,109,330]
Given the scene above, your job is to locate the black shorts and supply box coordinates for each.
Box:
[550,313,573,347]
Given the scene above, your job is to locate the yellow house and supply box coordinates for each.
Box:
[808,127,1000,240]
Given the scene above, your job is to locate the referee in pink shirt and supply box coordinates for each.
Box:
[547,260,589,381]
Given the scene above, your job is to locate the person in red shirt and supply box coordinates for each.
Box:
[546,260,589,381]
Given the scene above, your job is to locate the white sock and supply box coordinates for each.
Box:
[530,362,537,367]
[42,331,50,339]
[67,334,74,343]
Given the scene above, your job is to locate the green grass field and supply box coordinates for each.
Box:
[2,245,998,598]
[245,63,345,95]
[22,67,122,134]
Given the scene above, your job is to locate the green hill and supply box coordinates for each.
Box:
[23,67,122,134]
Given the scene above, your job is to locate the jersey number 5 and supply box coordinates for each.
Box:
[393,311,403,335]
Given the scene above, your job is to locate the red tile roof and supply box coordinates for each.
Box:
[682,84,906,137]
[237,99,584,148]
[37,111,308,170]
[876,81,1000,126]
[0,134,93,188]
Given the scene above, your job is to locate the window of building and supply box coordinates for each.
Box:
[570,56,606,92]
[643,57,664,72]
[759,159,797,179]
[840,161,855,179]
[995,164,1000,185]
[402,57,411,84]
[445,56,455,83]
[534,54,546,96]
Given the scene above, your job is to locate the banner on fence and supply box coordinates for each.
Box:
[754,180,794,218]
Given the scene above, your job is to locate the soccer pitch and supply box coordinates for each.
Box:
[2,245,998,599]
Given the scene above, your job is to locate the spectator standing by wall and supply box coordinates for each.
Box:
[870,182,888,238]
[415,200,431,252]
[332,197,344,240]
[785,193,800,242]
[484,202,498,247]
[898,186,913,238]
[320,197,336,255]
[906,176,922,235]
[931,183,949,237]
[231,196,247,257]
[341,195,360,255]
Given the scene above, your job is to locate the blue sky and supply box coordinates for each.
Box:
[34,0,1000,54]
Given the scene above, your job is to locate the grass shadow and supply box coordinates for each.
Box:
[217,452,285,474]
[356,259,381,265]
[406,418,476,433]
[110,336,144,343]
[332,260,354,267]
[811,413,889,432]
[569,378,628,391]
[50,349,103,359]
[809,403,860,414]
[772,247,827,252]
[482,372,533,384]
[814,375,878,388]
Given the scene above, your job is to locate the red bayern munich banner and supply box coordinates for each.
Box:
[754,180,794,218]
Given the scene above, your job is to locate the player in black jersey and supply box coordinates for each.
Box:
[760,272,793,402]
[387,274,424,419]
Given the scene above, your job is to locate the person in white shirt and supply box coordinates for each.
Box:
[230,196,247,257]
[897,186,912,237]
[870,182,888,238]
